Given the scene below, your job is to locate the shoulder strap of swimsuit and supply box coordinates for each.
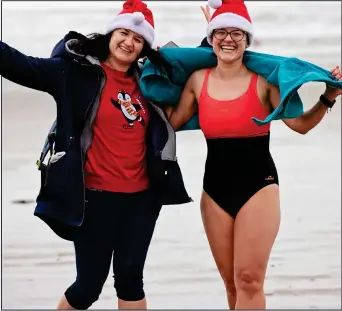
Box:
[249,72,259,90]
[199,68,212,100]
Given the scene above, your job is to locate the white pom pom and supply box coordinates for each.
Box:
[208,0,222,9]
[132,12,145,25]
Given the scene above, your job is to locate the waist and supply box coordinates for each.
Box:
[85,142,149,193]
[204,134,276,182]
[85,174,149,193]
[205,134,271,164]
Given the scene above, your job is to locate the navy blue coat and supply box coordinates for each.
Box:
[0,31,192,241]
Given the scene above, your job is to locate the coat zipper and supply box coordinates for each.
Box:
[79,64,106,226]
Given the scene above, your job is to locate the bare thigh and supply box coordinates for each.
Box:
[234,184,281,286]
[201,190,235,288]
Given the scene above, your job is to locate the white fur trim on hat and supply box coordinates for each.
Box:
[107,13,155,46]
[132,12,145,25]
[208,0,222,9]
[207,12,254,45]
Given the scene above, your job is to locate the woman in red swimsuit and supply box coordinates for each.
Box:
[166,0,342,309]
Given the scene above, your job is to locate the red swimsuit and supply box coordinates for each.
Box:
[198,69,278,218]
[199,69,270,139]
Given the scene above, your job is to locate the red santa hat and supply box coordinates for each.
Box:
[107,0,155,46]
[206,0,254,45]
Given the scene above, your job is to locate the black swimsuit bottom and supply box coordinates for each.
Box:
[203,133,279,219]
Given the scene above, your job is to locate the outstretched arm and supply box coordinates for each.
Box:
[0,41,65,95]
[166,73,197,131]
[268,66,342,134]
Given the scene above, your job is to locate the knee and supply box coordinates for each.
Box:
[64,279,103,310]
[114,267,145,301]
[235,268,264,295]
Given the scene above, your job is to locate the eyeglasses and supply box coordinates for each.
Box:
[213,29,247,42]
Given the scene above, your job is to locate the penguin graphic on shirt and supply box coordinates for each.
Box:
[111,90,145,127]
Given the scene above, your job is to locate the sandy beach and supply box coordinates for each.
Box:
[2,1,341,309]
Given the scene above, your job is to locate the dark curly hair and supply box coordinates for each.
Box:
[70,31,173,78]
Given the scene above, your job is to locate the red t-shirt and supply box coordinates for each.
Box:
[84,63,150,193]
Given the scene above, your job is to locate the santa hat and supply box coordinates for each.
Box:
[206,0,254,45]
[107,0,155,46]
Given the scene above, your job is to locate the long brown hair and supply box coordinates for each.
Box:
[71,31,173,78]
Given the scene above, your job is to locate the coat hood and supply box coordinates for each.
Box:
[50,31,86,58]
[50,31,101,66]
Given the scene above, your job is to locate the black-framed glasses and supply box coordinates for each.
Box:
[213,29,246,42]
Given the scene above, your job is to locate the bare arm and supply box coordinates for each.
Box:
[268,85,329,134]
[167,73,198,131]
[268,66,342,134]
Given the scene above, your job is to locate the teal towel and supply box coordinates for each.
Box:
[139,47,342,131]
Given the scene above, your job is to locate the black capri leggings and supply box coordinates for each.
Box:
[64,188,161,310]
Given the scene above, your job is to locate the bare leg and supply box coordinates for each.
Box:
[234,185,280,310]
[118,298,147,309]
[201,191,236,309]
[57,295,76,310]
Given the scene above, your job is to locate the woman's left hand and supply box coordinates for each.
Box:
[200,4,211,23]
[325,66,342,99]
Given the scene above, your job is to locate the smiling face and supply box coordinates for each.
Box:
[108,28,145,66]
[212,27,248,64]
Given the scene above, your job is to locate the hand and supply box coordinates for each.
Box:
[200,5,211,23]
[325,66,342,99]
[163,105,174,118]
[141,46,160,63]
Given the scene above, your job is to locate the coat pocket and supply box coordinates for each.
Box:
[45,151,69,190]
